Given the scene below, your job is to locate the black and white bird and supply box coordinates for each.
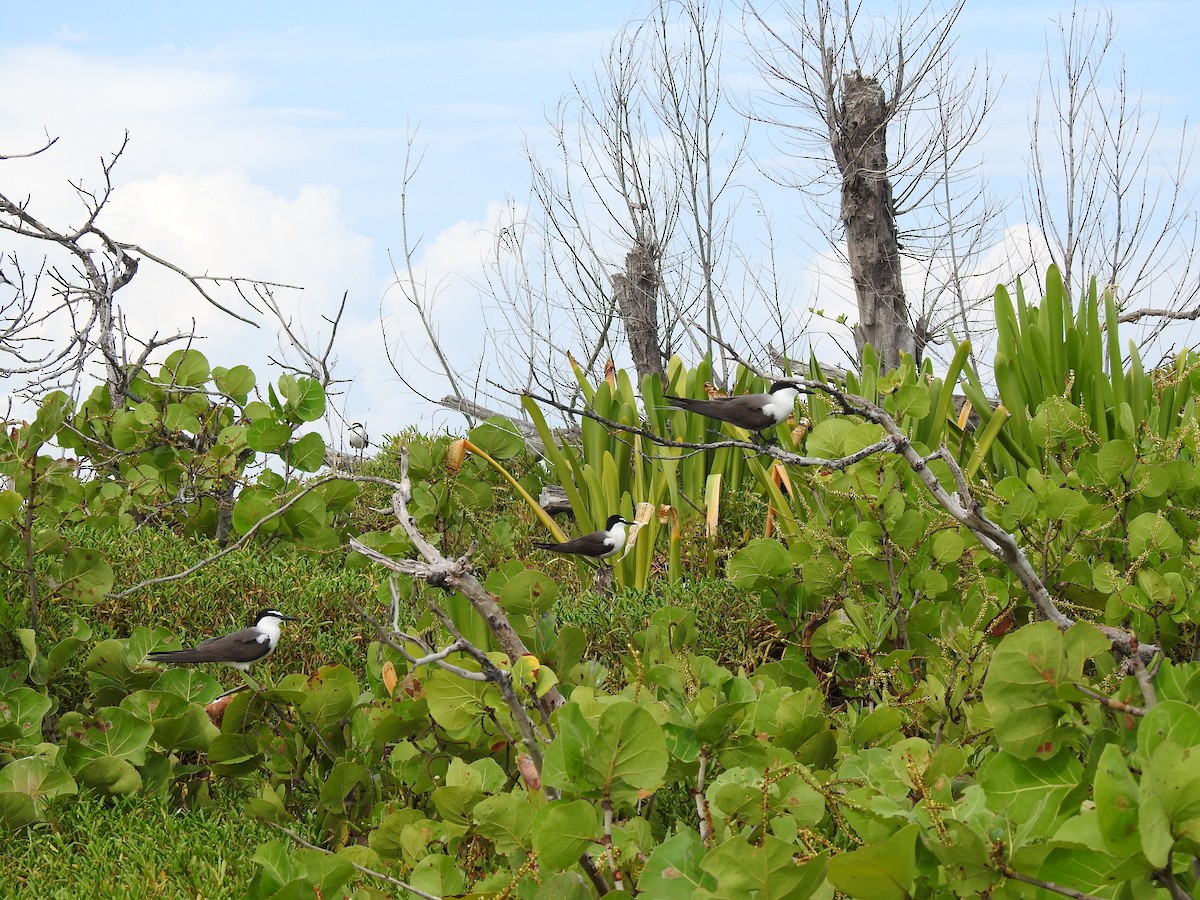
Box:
[348,422,369,458]
[146,609,298,672]
[533,514,632,562]
[663,381,800,441]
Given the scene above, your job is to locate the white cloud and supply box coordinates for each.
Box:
[104,171,374,345]
[0,45,391,437]
[375,202,515,421]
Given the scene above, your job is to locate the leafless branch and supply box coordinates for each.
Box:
[1022,5,1199,335]
[0,134,313,404]
[743,0,995,368]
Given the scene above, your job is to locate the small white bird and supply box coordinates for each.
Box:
[348,422,369,458]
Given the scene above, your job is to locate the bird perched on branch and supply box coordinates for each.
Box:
[533,514,632,562]
[663,381,800,442]
[146,609,298,672]
[348,422,369,458]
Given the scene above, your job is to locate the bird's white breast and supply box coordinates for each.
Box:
[256,618,283,649]
[762,389,798,423]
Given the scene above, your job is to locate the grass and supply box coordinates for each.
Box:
[11,526,383,700]
[558,577,782,673]
[2,783,277,899]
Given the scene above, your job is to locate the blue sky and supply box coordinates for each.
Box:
[2,1,1199,443]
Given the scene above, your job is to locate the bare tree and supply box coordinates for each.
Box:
[0,133,307,408]
[474,0,792,406]
[519,21,683,389]
[913,79,1010,369]
[743,0,998,369]
[380,132,474,412]
[1022,4,1199,341]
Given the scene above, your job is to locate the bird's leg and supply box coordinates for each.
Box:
[746,429,779,449]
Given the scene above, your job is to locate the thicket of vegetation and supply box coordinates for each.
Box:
[4,1,1200,897]
[1,268,1199,899]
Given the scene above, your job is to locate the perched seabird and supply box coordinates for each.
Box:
[348,422,369,458]
[663,381,799,441]
[533,514,632,561]
[146,609,298,672]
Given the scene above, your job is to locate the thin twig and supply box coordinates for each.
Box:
[271,825,442,900]
[1073,684,1146,717]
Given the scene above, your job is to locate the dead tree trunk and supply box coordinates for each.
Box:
[611,239,665,384]
[834,74,915,368]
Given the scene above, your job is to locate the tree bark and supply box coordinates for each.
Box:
[611,239,665,384]
[834,73,915,368]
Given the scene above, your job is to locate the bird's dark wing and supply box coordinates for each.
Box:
[532,531,607,555]
[148,627,271,665]
[532,536,585,554]
[664,394,774,430]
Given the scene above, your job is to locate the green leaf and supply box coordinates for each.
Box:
[892,383,931,420]
[531,799,598,870]
[727,539,792,587]
[1139,739,1200,867]
[214,364,256,403]
[121,689,219,751]
[585,702,669,806]
[977,750,1082,835]
[243,400,274,421]
[319,761,370,812]
[284,431,326,473]
[1137,699,1200,760]
[72,756,144,795]
[151,668,223,704]
[699,835,826,899]
[468,416,525,459]
[827,824,918,900]
[496,567,558,617]
[298,665,359,725]
[163,402,201,435]
[250,839,300,895]
[534,872,596,899]
[1093,743,1141,858]
[423,661,493,734]
[541,702,599,792]
[160,348,211,387]
[473,792,535,854]
[58,546,114,605]
[639,830,716,899]
[278,376,326,423]
[26,391,72,450]
[0,757,77,803]
[1127,512,1183,556]
[806,417,858,457]
[110,411,148,451]
[409,853,466,897]
[60,708,154,768]
[0,489,21,520]
[1037,844,1132,896]
[983,621,1111,759]
[0,688,53,750]
[246,419,293,453]
[0,792,38,830]
[232,487,280,536]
